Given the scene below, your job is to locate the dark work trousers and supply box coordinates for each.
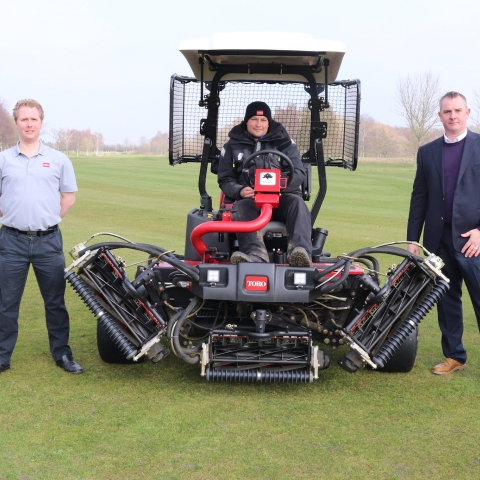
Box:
[233,193,312,262]
[436,225,480,363]
[0,226,71,364]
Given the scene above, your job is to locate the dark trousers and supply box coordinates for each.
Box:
[0,226,71,364]
[233,193,312,262]
[436,225,480,363]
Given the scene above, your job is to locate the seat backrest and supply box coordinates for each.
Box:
[300,163,311,201]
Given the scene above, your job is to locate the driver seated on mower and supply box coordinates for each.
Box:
[217,101,312,267]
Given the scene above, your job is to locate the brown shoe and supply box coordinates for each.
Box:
[431,358,466,375]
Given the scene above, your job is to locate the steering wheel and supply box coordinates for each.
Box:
[242,149,294,189]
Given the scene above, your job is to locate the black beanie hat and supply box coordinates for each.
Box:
[244,101,272,123]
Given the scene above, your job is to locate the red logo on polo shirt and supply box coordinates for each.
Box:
[256,110,264,116]
[42,162,50,168]
[245,276,268,291]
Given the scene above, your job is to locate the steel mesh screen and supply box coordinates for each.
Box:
[169,75,359,166]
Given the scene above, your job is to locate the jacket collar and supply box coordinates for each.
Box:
[228,120,284,143]
[457,129,480,186]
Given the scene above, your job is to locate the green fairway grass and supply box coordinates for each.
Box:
[1,156,479,479]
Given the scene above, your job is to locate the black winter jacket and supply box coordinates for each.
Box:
[217,120,306,203]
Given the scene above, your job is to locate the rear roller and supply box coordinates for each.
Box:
[202,324,330,383]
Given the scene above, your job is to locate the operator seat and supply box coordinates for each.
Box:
[217,159,314,262]
[219,192,289,262]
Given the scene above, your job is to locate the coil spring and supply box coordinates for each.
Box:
[373,279,449,368]
[205,368,313,383]
[65,271,137,360]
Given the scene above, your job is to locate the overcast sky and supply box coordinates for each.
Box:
[1,0,479,144]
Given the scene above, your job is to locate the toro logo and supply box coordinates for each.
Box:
[260,172,276,185]
[245,275,268,291]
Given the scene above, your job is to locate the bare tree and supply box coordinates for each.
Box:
[80,129,94,156]
[139,136,151,154]
[0,99,17,150]
[63,129,74,154]
[358,114,375,157]
[48,128,62,150]
[150,131,169,155]
[470,87,480,133]
[93,131,104,156]
[396,72,441,154]
[50,128,74,153]
[70,129,83,156]
[274,104,301,140]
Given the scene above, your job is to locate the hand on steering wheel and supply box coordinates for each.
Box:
[242,149,294,189]
[240,186,255,198]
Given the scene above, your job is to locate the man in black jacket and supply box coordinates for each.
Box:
[407,91,480,374]
[217,101,312,267]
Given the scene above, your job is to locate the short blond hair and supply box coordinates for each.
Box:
[13,99,45,122]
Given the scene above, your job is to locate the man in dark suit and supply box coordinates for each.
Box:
[407,91,480,374]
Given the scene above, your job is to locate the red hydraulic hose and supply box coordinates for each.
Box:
[190,204,273,261]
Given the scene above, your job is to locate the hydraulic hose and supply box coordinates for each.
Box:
[318,259,352,294]
[170,296,203,364]
[372,279,449,368]
[356,254,380,281]
[315,258,347,280]
[347,245,418,262]
[314,257,352,294]
[315,247,411,291]
[166,309,184,340]
[65,271,137,360]
[79,241,199,281]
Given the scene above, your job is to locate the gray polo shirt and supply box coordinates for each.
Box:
[0,141,78,231]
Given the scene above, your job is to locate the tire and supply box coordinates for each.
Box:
[378,326,418,373]
[97,321,143,364]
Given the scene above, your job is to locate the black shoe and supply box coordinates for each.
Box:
[289,247,312,267]
[55,354,84,374]
[0,363,11,374]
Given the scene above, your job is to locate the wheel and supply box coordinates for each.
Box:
[378,326,418,373]
[97,320,144,364]
[242,149,294,188]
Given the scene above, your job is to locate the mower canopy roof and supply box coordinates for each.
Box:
[179,32,345,83]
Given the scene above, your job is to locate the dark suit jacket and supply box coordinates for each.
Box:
[407,130,480,253]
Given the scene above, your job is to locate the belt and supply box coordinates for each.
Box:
[4,225,58,236]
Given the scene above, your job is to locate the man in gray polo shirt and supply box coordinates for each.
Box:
[0,98,83,374]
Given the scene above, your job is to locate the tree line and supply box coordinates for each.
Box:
[358,114,443,158]
[47,129,169,156]
[0,100,168,156]
[392,72,480,158]
[2,73,480,158]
